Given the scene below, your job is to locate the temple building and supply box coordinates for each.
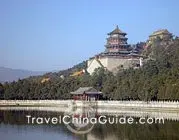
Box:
[148,29,173,44]
[87,26,142,75]
[71,87,102,101]
[144,29,173,50]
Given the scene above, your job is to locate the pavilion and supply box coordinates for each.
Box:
[70,87,102,101]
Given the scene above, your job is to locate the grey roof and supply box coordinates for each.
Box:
[108,25,126,35]
[71,87,101,95]
[150,29,171,37]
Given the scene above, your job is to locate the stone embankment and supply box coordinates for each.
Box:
[0,100,179,110]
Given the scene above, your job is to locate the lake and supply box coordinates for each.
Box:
[0,109,179,140]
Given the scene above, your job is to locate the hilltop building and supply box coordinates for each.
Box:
[87,26,143,75]
[147,29,173,45]
[144,29,173,51]
[142,29,173,60]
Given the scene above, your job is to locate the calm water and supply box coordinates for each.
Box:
[0,109,179,140]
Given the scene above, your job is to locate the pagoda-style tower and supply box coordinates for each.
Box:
[105,25,130,53]
[87,25,142,75]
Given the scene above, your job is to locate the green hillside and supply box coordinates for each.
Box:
[1,37,179,100]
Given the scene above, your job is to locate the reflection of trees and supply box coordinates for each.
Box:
[90,119,179,140]
[0,110,179,140]
[0,110,75,136]
[0,110,63,125]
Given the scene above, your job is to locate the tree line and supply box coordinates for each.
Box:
[0,37,179,100]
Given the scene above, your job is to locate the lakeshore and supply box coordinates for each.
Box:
[1,100,179,139]
[0,103,179,121]
[0,100,179,110]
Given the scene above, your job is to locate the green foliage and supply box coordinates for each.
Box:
[0,83,4,99]
[2,38,179,100]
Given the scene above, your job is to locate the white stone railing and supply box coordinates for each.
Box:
[0,100,179,109]
[1,105,179,121]
[99,100,179,108]
[0,100,71,106]
[74,100,179,108]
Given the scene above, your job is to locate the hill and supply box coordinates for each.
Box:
[0,61,87,83]
[1,37,179,101]
[0,67,46,83]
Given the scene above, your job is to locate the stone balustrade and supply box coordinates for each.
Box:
[0,100,179,109]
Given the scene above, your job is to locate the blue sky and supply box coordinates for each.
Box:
[0,0,179,71]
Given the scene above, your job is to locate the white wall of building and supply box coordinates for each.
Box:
[87,57,140,75]
[87,58,103,75]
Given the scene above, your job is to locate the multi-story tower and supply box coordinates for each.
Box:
[105,25,130,53]
[87,26,141,75]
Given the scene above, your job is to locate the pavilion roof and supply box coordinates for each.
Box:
[70,87,102,95]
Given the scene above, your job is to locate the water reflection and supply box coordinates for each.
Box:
[0,109,179,140]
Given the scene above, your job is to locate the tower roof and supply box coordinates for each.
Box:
[108,25,126,35]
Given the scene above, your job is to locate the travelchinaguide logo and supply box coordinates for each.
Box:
[63,101,97,134]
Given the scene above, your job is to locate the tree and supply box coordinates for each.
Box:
[0,83,4,99]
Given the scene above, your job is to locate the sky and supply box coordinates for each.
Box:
[0,0,179,71]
